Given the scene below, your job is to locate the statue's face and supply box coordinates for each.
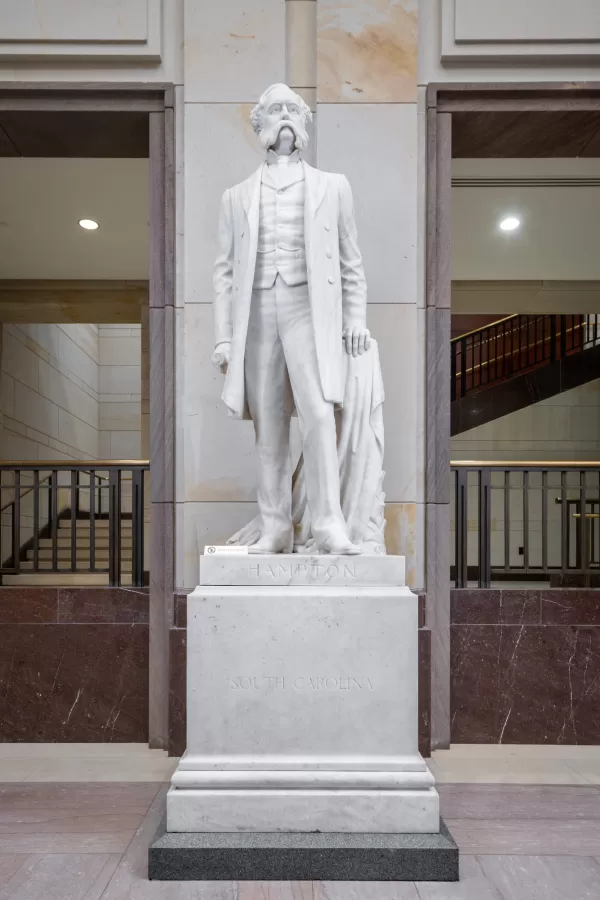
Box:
[258,86,308,151]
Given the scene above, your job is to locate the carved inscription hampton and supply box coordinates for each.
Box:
[230,676,374,691]
[248,563,357,580]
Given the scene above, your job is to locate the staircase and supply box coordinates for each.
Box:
[3,517,135,586]
[0,462,148,586]
[451,313,600,435]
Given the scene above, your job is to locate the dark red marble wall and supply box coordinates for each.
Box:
[451,589,600,744]
[0,587,149,742]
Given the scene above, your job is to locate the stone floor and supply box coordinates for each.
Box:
[1,744,600,897]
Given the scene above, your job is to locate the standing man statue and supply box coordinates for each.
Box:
[211,83,375,556]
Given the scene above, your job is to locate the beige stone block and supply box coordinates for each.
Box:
[99,333,141,367]
[2,330,39,392]
[99,365,141,395]
[60,324,99,364]
[180,500,259,589]
[99,402,141,432]
[13,381,59,441]
[317,103,417,305]
[58,329,98,392]
[0,373,14,418]
[384,501,422,588]
[38,360,98,429]
[287,0,317,88]
[10,323,59,360]
[184,0,286,102]
[110,431,142,459]
[2,428,39,462]
[98,432,111,458]
[317,0,417,102]
[58,409,98,459]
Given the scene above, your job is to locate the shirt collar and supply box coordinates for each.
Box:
[265,149,301,166]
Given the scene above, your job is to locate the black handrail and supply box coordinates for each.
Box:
[0,461,149,586]
[451,313,596,402]
[452,461,600,588]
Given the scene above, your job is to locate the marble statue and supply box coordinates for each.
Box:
[211,83,386,556]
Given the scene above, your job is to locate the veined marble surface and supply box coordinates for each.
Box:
[199,553,405,587]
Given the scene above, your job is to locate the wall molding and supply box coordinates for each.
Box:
[442,0,600,64]
[0,0,162,63]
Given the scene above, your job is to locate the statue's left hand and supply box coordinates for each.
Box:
[343,326,371,357]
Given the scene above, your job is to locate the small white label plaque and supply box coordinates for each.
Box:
[204,545,248,556]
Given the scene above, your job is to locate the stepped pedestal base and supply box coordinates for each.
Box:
[152,555,457,882]
[149,820,459,882]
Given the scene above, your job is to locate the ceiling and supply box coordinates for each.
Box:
[452,158,600,281]
[0,157,149,280]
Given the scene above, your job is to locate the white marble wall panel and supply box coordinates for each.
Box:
[184,0,286,102]
[317,104,417,305]
[2,0,150,42]
[0,0,182,82]
[419,0,600,84]
[183,103,264,305]
[98,325,141,460]
[1,323,101,462]
[368,304,418,504]
[182,304,258,502]
[317,0,418,102]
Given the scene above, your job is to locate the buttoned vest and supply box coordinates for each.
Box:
[253,168,308,289]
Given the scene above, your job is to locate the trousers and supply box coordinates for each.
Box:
[244,277,346,546]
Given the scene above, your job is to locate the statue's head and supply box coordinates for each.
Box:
[250,83,312,152]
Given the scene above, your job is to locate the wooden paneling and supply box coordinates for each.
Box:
[452,111,600,158]
[0,111,149,158]
[0,281,147,324]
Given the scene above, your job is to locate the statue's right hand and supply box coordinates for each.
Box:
[211,341,231,374]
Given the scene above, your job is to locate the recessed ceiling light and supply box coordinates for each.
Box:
[78,218,99,231]
[499,216,521,232]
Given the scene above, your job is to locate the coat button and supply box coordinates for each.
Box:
[324,224,330,232]
[328,276,334,284]
[326,250,332,259]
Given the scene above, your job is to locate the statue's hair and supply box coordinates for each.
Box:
[250,83,313,135]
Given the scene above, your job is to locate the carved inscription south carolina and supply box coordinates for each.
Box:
[230,676,374,691]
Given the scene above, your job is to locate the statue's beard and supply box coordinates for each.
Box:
[259,119,309,152]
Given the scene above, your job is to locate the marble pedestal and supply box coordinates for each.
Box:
[151,555,456,880]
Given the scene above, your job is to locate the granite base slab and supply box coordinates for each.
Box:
[148,819,459,882]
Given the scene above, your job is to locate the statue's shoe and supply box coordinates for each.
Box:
[317,533,362,556]
[248,534,293,554]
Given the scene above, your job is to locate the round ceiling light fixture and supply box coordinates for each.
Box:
[499,216,521,232]
[78,218,99,231]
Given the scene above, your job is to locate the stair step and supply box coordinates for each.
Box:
[27,549,133,562]
[19,560,132,572]
[58,520,132,531]
[39,537,133,549]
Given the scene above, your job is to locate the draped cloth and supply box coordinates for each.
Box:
[227,339,386,554]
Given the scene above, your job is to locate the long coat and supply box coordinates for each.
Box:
[213,160,367,420]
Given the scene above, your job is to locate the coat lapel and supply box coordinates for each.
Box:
[303,161,327,220]
[241,166,263,239]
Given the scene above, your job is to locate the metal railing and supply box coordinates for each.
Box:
[0,461,149,586]
[452,461,600,588]
[450,313,597,401]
